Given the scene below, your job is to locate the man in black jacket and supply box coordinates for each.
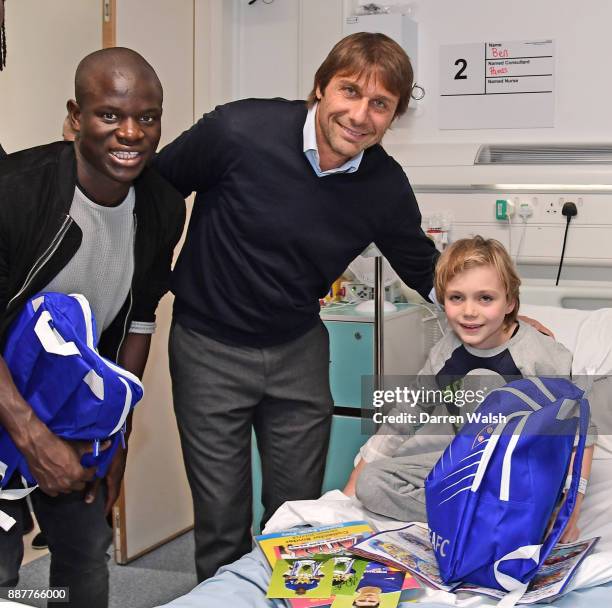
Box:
[0,48,185,606]
[154,32,438,581]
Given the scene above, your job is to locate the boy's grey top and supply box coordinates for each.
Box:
[360,322,597,464]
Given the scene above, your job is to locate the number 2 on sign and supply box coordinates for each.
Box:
[454,58,467,80]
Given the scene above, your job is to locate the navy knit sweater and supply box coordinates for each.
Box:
[154,98,438,347]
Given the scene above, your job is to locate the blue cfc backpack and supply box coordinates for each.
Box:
[0,293,144,501]
[425,377,589,601]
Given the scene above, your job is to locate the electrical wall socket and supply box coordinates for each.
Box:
[518,202,533,218]
[495,199,515,220]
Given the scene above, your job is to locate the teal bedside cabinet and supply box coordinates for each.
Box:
[320,304,429,498]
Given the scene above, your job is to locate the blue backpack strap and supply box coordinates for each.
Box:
[469,410,532,495]
[473,380,586,595]
[538,395,590,558]
[493,392,589,607]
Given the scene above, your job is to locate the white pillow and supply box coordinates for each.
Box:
[519,303,591,354]
[520,304,612,459]
[572,308,612,376]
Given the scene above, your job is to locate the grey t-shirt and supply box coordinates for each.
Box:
[44,186,137,339]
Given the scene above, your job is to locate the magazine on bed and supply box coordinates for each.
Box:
[255,521,419,607]
[255,521,374,569]
[266,556,407,606]
[350,523,599,604]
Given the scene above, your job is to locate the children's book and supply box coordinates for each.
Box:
[255,521,374,568]
[352,560,407,594]
[330,560,409,608]
[256,522,419,607]
[256,521,375,607]
[331,556,370,596]
[350,523,599,604]
[330,590,401,608]
[351,523,452,591]
[267,557,335,599]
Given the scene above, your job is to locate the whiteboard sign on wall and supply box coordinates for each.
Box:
[439,40,554,130]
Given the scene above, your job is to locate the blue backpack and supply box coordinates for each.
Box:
[0,292,144,494]
[425,377,589,600]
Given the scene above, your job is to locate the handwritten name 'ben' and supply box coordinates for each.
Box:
[489,44,509,58]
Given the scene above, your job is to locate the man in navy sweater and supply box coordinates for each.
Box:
[153,32,438,581]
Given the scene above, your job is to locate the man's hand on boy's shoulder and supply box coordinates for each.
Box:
[518,315,555,338]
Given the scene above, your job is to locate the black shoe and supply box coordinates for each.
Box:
[31,532,48,550]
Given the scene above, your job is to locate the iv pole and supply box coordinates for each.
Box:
[374,255,384,388]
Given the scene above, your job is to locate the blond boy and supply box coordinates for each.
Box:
[345,236,595,543]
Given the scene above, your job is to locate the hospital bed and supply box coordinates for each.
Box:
[159,281,612,608]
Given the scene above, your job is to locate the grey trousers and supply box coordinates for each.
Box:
[356,431,452,523]
[355,453,436,523]
[169,320,334,582]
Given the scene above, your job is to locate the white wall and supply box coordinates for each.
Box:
[385,0,612,146]
[194,0,237,116]
[236,0,299,100]
[232,0,343,102]
[0,0,101,152]
[230,0,612,146]
[116,0,195,146]
[298,0,343,99]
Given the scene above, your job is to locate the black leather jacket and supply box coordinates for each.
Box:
[0,141,185,361]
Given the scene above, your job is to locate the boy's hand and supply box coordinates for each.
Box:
[560,510,580,543]
[551,487,585,544]
[558,449,591,543]
[342,459,366,496]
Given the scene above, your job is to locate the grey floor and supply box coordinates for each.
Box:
[15,531,198,608]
